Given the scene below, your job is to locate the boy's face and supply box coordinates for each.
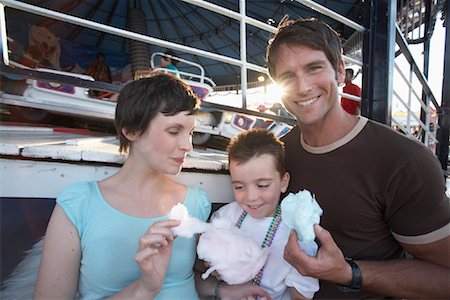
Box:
[230,154,290,219]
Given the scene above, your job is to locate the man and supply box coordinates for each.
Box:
[341,68,362,115]
[266,17,449,299]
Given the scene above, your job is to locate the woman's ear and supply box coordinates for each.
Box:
[280,172,290,193]
[122,128,138,141]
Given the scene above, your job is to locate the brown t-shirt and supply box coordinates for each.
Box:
[282,117,449,299]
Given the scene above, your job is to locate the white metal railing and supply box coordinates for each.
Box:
[392,23,439,149]
[0,0,364,109]
[150,52,216,87]
[1,0,439,151]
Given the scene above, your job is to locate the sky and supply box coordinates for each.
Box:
[411,13,445,105]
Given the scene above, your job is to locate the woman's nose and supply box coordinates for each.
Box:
[180,134,193,152]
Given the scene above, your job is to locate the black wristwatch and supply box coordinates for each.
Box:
[336,257,362,293]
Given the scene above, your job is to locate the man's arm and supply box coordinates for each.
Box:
[284,225,450,299]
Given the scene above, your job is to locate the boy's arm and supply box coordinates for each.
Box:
[195,267,272,300]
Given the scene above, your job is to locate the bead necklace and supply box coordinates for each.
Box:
[235,205,282,286]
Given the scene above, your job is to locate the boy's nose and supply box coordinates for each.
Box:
[246,188,259,202]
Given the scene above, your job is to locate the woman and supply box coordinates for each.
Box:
[34,73,211,299]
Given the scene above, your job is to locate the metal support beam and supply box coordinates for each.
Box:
[436,3,449,172]
[361,0,396,124]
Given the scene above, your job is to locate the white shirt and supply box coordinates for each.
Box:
[214,202,320,299]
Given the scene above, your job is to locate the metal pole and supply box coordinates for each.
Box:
[361,0,396,124]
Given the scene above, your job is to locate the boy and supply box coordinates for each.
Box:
[211,128,319,300]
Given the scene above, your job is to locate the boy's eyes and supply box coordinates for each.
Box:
[232,182,270,190]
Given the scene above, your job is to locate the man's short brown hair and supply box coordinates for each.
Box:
[266,17,343,80]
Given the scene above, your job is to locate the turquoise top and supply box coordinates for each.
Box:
[165,64,180,77]
[57,181,211,300]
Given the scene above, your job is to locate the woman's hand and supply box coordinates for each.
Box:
[135,219,181,295]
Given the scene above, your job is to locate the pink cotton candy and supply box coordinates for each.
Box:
[197,218,270,284]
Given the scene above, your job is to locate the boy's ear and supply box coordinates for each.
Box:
[280,172,290,193]
[122,128,138,141]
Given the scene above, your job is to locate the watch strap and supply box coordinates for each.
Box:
[336,257,362,293]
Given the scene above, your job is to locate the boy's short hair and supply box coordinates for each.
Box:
[115,73,200,153]
[227,128,286,175]
[266,17,343,80]
[346,68,354,77]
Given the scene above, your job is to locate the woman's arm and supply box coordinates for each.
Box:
[107,219,180,300]
[33,204,81,299]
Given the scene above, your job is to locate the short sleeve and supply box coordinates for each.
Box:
[56,181,93,237]
[185,187,212,222]
[385,145,450,240]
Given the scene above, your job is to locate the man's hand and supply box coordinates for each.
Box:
[284,225,352,285]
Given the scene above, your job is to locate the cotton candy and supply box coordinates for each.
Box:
[197,217,270,284]
[168,203,210,238]
[281,190,323,243]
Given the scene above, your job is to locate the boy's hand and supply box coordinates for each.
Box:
[220,282,272,300]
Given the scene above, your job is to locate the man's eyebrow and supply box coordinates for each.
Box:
[278,59,328,77]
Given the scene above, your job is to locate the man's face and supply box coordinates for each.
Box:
[273,44,345,127]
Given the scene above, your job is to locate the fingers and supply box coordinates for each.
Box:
[284,230,316,275]
[139,233,170,248]
[253,287,271,299]
[148,219,181,231]
[138,219,180,250]
[135,246,160,263]
[285,230,302,259]
[314,224,335,251]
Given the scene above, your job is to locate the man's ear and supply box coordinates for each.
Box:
[281,172,290,193]
[122,128,138,141]
[336,60,346,84]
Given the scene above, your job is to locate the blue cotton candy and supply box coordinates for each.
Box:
[281,190,323,243]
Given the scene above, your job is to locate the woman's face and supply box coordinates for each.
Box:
[126,111,195,175]
[161,57,171,67]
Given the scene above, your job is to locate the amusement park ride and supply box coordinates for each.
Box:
[0,0,448,292]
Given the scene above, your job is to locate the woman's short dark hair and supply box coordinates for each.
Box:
[227,128,286,176]
[266,17,343,80]
[115,73,200,153]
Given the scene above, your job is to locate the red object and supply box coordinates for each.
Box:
[341,82,361,115]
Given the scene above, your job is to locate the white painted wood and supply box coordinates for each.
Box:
[0,159,233,203]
